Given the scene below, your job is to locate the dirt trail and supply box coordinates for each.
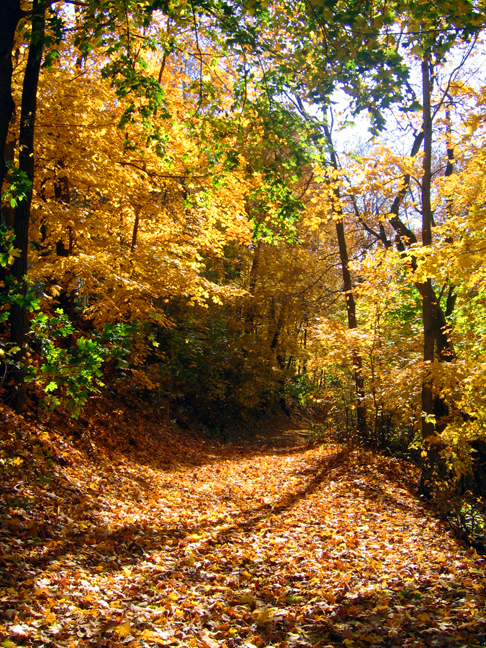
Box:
[0,408,485,648]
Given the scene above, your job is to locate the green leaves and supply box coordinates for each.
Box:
[31,310,106,418]
[23,315,146,417]
[102,53,171,131]
[250,171,303,243]
[1,165,32,208]
[42,48,60,70]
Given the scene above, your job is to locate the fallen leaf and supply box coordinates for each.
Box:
[200,629,219,648]
[115,621,131,637]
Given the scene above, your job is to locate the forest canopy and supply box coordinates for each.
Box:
[1,0,486,507]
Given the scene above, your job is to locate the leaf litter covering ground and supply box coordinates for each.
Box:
[1,405,486,648]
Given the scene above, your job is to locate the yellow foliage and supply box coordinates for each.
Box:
[15,34,252,326]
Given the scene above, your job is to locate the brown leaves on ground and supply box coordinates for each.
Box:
[0,403,485,648]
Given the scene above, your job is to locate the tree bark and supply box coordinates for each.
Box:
[244,241,261,335]
[324,122,367,439]
[420,54,436,444]
[335,218,367,439]
[9,0,45,413]
[383,58,458,494]
[131,211,140,252]
[0,0,23,216]
[386,138,456,367]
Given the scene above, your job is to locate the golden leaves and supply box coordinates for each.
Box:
[114,620,131,637]
[28,31,253,326]
[1,406,486,648]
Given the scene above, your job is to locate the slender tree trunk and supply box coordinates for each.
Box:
[417,53,446,496]
[335,218,367,439]
[385,112,455,370]
[420,54,435,444]
[0,0,23,214]
[131,211,140,252]
[324,122,367,439]
[2,137,17,227]
[383,59,458,494]
[248,241,261,295]
[244,241,261,334]
[10,0,45,413]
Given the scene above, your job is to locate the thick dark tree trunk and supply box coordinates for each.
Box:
[9,0,45,413]
[0,0,23,214]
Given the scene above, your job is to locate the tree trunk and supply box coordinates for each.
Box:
[248,241,261,295]
[244,241,261,334]
[383,57,458,494]
[417,53,444,496]
[335,218,367,439]
[9,0,45,413]
[324,122,367,440]
[0,0,23,214]
[131,211,140,252]
[420,54,436,443]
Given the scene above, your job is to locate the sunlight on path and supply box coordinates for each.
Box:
[1,430,485,648]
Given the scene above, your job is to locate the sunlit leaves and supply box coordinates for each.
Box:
[1,413,485,647]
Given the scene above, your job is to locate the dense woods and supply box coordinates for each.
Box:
[2,0,486,500]
[2,1,486,645]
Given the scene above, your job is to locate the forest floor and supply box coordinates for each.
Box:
[1,398,486,648]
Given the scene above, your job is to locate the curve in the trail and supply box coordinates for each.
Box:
[1,434,485,648]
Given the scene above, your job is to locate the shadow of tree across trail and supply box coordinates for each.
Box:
[1,410,486,648]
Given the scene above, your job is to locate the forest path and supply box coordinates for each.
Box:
[1,412,485,648]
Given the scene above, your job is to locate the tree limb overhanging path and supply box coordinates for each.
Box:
[1,406,485,648]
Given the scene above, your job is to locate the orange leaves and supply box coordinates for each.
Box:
[1,402,486,647]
